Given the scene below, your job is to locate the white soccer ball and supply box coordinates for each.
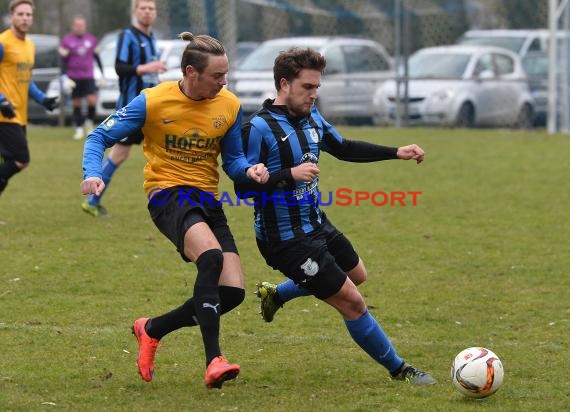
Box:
[451,347,504,398]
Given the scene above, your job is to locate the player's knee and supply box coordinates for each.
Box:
[195,249,224,287]
[336,283,367,317]
[348,262,367,286]
[219,285,245,314]
[346,294,367,316]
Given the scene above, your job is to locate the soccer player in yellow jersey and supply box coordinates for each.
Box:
[0,0,58,196]
[81,32,268,389]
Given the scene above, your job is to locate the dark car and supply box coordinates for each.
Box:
[28,34,60,123]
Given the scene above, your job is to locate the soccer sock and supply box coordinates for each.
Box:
[73,106,83,127]
[345,310,404,374]
[87,157,117,206]
[193,249,224,366]
[87,105,96,122]
[146,286,245,340]
[276,279,311,304]
[0,158,20,180]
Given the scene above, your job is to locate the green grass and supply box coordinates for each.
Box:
[1,125,569,411]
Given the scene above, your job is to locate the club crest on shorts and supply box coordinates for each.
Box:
[300,258,319,277]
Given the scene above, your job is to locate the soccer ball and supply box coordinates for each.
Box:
[451,347,504,398]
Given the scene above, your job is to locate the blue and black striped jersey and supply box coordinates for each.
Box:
[241,101,346,242]
[115,26,160,109]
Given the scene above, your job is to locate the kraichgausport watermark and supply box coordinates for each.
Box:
[148,187,422,207]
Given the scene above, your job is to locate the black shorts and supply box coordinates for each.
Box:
[70,78,97,98]
[118,128,144,145]
[148,186,239,262]
[0,123,29,163]
[256,215,359,300]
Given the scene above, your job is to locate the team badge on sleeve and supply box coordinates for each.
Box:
[102,115,116,131]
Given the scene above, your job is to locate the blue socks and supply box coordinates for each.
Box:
[88,157,117,206]
[345,310,404,374]
[276,279,311,302]
[276,281,404,374]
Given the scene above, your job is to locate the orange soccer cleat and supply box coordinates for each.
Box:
[204,356,240,389]
[132,317,160,382]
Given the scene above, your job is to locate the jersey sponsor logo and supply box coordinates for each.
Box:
[116,107,127,118]
[300,258,319,277]
[164,133,217,150]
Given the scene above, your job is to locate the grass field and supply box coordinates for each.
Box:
[1,125,569,411]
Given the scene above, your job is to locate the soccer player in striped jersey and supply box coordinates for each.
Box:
[237,47,437,385]
[82,0,166,217]
[81,32,268,388]
[0,0,58,197]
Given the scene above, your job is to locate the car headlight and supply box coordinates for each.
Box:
[432,89,455,101]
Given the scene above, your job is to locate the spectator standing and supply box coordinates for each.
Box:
[59,15,104,140]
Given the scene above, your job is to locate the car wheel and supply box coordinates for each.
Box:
[515,103,533,129]
[455,102,475,128]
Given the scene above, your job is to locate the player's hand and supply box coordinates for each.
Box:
[42,96,59,111]
[247,163,269,183]
[80,177,105,196]
[58,46,70,58]
[291,162,320,183]
[96,77,108,88]
[60,74,76,94]
[0,98,16,119]
[146,60,168,73]
[397,144,424,164]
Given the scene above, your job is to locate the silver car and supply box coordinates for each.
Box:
[373,45,534,128]
[229,36,394,123]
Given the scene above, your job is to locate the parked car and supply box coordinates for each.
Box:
[522,50,570,126]
[457,29,570,57]
[373,45,534,128]
[521,51,549,125]
[46,39,187,120]
[28,34,60,123]
[457,29,548,57]
[233,41,259,67]
[229,36,394,123]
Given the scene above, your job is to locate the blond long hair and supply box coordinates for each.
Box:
[178,31,225,74]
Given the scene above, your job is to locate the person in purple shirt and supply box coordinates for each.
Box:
[59,15,104,140]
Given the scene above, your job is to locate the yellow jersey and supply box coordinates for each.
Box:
[141,81,244,197]
[0,29,35,125]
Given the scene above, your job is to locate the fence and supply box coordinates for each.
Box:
[4,0,568,130]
